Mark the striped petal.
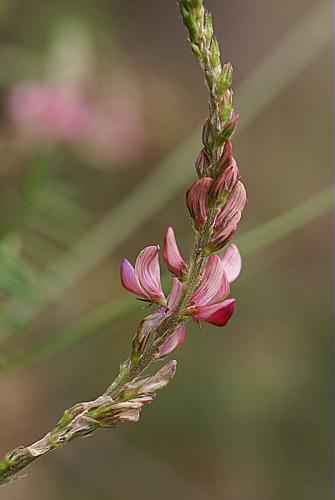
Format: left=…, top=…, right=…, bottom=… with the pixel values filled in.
left=190, top=255, right=229, bottom=306
left=135, top=246, right=166, bottom=304
left=220, top=244, right=242, bottom=283
left=167, top=277, right=183, bottom=310
left=186, top=177, right=213, bottom=227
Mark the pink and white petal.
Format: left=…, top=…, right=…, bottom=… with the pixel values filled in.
left=158, top=324, right=186, bottom=358
left=163, top=226, right=187, bottom=277
left=192, top=299, right=236, bottom=327
left=120, top=258, right=148, bottom=299
left=190, top=255, right=229, bottom=306
left=220, top=244, right=242, bottom=283
left=135, top=246, right=166, bottom=303
left=167, top=277, right=183, bottom=310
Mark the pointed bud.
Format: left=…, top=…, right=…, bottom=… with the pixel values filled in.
left=204, top=12, right=214, bottom=45
left=202, top=118, right=214, bottom=154
left=217, top=111, right=239, bottom=144
left=216, top=63, right=233, bottom=96
left=217, top=140, right=233, bottom=172
left=195, top=148, right=210, bottom=177
left=209, top=158, right=239, bottom=202
left=186, top=177, right=213, bottom=229
left=163, top=227, right=188, bottom=278
left=209, top=180, right=247, bottom=251
left=209, top=38, right=221, bottom=70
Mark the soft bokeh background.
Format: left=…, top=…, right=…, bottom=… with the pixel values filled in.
left=0, top=0, right=332, bottom=499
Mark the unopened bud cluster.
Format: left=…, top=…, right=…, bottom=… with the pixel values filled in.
left=180, top=0, right=247, bottom=252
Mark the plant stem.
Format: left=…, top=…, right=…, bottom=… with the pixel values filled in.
left=0, top=0, right=235, bottom=485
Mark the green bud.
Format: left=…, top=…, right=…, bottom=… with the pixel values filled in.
left=204, top=12, right=214, bottom=45
left=216, top=63, right=233, bottom=96
left=190, top=42, right=203, bottom=61
left=209, top=38, right=221, bottom=69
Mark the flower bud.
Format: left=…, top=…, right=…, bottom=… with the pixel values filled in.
left=210, top=157, right=239, bottom=202
left=209, top=180, right=247, bottom=251
left=186, top=177, right=213, bottom=229
left=202, top=118, right=214, bottom=154
left=217, top=111, right=239, bottom=144
left=195, top=148, right=210, bottom=177
left=217, top=140, right=233, bottom=172
left=216, top=63, right=233, bottom=96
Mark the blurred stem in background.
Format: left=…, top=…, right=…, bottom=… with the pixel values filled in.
left=0, top=184, right=332, bottom=377
left=0, top=0, right=331, bottom=371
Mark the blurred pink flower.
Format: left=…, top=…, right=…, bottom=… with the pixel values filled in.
left=6, top=82, right=90, bottom=141
left=6, top=80, right=146, bottom=165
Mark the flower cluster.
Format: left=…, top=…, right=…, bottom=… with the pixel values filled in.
left=120, top=226, right=242, bottom=359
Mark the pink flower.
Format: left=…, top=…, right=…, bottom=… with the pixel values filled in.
left=120, top=246, right=166, bottom=305
left=187, top=245, right=242, bottom=327
left=186, top=177, right=213, bottom=228
left=163, top=227, right=187, bottom=279
left=7, top=82, right=90, bottom=142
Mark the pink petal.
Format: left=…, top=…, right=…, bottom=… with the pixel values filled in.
left=220, top=244, right=242, bottom=283
left=163, top=227, right=187, bottom=278
left=120, top=258, right=148, bottom=300
left=135, top=246, right=166, bottom=304
left=158, top=324, right=186, bottom=358
left=186, top=177, right=213, bottom=227
left=192, top=298, right=236, bottom=326
left=190, top=255, right=229, bottom=306
left=167, top=277, right=183, bottom=310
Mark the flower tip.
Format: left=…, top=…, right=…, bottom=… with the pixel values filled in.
left=163, top=226, right=187, bottom=278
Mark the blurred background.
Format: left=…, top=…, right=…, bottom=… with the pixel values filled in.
left=0, top=0, right=332, bottom=499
